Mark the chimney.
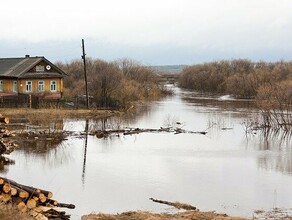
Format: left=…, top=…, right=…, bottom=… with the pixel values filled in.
left=25, top=55, right=30, bottom=58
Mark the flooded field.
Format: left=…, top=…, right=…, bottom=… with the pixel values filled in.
left=1, top=86, right=292, bottom=220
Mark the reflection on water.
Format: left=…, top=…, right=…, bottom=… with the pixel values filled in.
left=0, top=156, right=15, bottom=173
left=258, top=152, right=292, bottom=175
left=244, top=129, right=292, bottom=175
left=181, top=91, right=256, bottom=113
left=1, top=85, right=292, bottom=219
left=10, top=130, right=72, bottom=169
left=82, top=120, right=89, bottom=185
left=252, top=129, right=292, bottom=151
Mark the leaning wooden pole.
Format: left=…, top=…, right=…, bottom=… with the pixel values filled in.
left=82, top=39, right=89, bottom=109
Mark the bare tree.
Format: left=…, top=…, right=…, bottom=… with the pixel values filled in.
left=89, top=60, right=123, bottom=108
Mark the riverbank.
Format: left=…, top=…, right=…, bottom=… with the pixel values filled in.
left=0, top=108, right=121, bottom=120
left=82, top=211, right=246, bottom=220
left=0, top=204, right=246, bottom=220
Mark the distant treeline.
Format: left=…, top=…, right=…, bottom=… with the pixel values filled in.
left=179, top=59, right=292, bottom=99
left=179, top=59, right=292, bottom=129
left=56, top=58, right=169, bottom=109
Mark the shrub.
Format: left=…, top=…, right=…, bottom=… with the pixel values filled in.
left=256, top=80, right=292, bottom=128
left=179, top=59, right=292, bottom=99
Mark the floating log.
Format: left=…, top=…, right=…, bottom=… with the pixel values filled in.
left=90, top=126, right=208, bottom=138
left=123, top=130, right=141, bottom=135
left=150, top=197, right=197, bottom=211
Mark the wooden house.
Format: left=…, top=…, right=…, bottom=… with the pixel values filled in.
left=0, top=55, right=66, bottom=99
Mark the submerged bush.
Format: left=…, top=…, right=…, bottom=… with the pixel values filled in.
left=256, top=80, right=292, bottom=129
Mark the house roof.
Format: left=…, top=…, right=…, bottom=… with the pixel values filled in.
left=0, top=56, right=66, bottom=79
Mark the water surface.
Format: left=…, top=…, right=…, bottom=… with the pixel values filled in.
left=2, top=86, right=292, bottom=219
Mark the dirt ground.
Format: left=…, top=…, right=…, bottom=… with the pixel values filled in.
left=81, top=211, right=247, bottom=220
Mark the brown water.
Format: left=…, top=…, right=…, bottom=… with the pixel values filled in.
left=2, top=86, right=292, bottom=219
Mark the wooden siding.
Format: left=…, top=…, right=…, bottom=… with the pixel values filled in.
left=1, top=78, right=63, bottom=94
left=28, top=60, right=58, bottom=73
left=2, top=79, right=17, bottom=93
left=19, top=78, right=63, bottom=94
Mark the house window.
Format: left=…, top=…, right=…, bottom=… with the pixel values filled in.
left=13, top=81, right=17, bottom=93
left=26, top=81, right=32, bottom=93
left=38, top=81, right=45, bottom=92
left=0, top=80, right=3, bottom=92
left=50, top=80, right=57, bottom=92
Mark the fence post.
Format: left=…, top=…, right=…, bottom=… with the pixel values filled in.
left=29, top=95, right=32, bottom=108
left=75, top=96, right=79, bottom=109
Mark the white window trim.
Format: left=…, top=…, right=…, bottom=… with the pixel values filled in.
left=26, top=81, right=32, bottom=93
left=0, top=80, right=3, bottom=92
left=38, top=80, right=45, bottom=92
left=50, top=80, right=57, bottom=92
left=13, top=81, right=17, bottom=93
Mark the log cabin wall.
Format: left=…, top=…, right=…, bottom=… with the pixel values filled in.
left=17, top=78, right=63, bottom=94
left=2, top=79, right=16, bottom=93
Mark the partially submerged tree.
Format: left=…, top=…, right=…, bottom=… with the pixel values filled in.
left=256, top=80, right=292, bottom=129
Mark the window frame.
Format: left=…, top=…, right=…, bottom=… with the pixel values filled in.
left=38, top=80, right=45, bottom=92
left=13, top=81, right=17, bottom=93
left=50, top=80, right=57, bottom=92
left=26, top=81, right=32, bottom=93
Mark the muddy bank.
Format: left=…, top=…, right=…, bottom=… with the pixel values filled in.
left=0, top=202, right=246, bottom=220
left=81, top=211, right=246, bottom=220
left=0, top=108, right=121, bottom=120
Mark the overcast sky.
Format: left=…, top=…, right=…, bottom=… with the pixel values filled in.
left=1, top=0, right=292, bottom=65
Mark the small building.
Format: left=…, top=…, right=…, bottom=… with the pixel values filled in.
left=0, top=55, right=66, bottom=99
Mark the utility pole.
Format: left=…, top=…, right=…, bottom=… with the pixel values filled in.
left=82, top=39, right=89, bottom=109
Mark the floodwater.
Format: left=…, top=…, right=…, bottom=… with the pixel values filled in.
left=2, top=86, right=292, bottom=219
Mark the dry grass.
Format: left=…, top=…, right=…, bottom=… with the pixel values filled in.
left=0, top=108, right=121, bottom=119
left=0, top=205, right=247, bottom=220
left=0, top=203, right=34, bottom=220
left=82, top=211, right=247, bottom=220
